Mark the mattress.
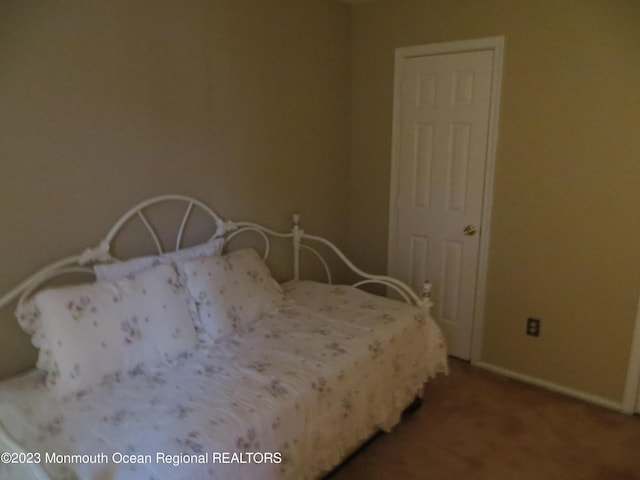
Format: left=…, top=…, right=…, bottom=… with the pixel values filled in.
left=0, top=281, right=447, bottom=480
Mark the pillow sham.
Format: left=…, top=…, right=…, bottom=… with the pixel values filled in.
left=32, top=264, right=198, bottom=397
left=182, top=248, right=288, bottom=342
left=15, top=298, right=54, bottom=371
left=94, top=237, right=223, bottom=282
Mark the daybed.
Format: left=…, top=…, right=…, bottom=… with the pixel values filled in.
left=0, top=195, right=448, bottom=480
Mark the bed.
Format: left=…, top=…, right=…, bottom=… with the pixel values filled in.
left=0, top=194, right=448, bottom=480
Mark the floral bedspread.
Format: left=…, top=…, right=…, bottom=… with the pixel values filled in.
left=0, top=281, right=447, bottom=480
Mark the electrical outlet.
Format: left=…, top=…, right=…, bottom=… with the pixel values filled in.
left=526, top=318, right=540, bottom=337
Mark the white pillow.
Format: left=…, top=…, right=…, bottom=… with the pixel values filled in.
left=182, top=248, right=288, bottom=342
left=33, top=264, right=198, bottom=397
left=94, top=238, right=223, bottom=282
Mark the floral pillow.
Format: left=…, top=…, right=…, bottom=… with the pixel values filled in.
left=31, top=264, right=198, bottom=397
left=94, top=238, right=224, bottom=282
left=15, top=298, right=53, bottom=371
left=182, top=248, right=289, bottom=342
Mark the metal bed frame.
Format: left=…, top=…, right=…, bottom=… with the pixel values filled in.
left=0, top=194, right=432, bottom=313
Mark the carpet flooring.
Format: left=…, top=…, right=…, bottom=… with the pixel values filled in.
left=327, top=358, right=640, bottom=480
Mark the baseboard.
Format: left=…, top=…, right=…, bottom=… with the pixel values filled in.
left=474, top=361, right=623, bottom=413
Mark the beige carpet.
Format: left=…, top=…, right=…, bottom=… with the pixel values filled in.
left=327, top=358, right=640, bottom=480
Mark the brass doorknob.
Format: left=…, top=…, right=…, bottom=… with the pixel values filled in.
left=463, top=225, right=478, bottom=236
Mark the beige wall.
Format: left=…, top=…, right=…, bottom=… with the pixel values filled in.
left=0, top=0, right=351, bottom=377
left=349, top=0, right=640, bottom=402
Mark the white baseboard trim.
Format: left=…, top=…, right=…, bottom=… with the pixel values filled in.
left=474, top=361, right=623, bottom=413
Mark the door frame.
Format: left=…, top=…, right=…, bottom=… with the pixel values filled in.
left=388, top=36, right=505, bottom=364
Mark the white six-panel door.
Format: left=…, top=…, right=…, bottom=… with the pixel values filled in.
left=388, top=39, right=502, bottom=360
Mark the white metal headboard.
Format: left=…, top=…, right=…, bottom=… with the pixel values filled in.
left=0, top=194, right=431, bottom=312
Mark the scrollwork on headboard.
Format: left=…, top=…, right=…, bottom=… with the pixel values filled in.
left=0, top=195, right=225, bottom=311
left=0, top=194, right=430, bottom=317
left=101, top=194, right=224, bottom=254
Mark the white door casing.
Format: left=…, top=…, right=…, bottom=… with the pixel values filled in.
left=621, top=293, right=640, bottom=414
left=388, top=37, right=504, bottom=362
left=637, top=374, right=640, bottom=413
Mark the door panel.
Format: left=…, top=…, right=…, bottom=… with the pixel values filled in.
left=390, top=49, right=494, bottom=359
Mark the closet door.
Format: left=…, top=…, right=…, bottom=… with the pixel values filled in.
left=388, top=38, right=503, bottom=361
